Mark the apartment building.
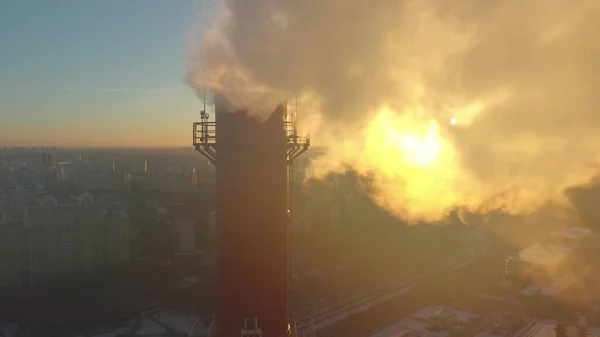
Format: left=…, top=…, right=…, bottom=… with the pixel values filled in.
left=0, top=215, right=29, bottom=287
left=0, top=186, right=46, bottom=214
left=0, top=193, right=130, bottom=287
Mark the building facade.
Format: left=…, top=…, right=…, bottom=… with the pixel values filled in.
left=0, top=216, right=29, bottom=287
left=174, top=219, right=195, bottom=253
left=0, top=186, right=46, bottom=214
left=0, top=193, right=130, bottom=287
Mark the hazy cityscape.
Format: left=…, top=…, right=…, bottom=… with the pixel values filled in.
left=2, top=145, right=600, bottom=337
left=3, top=1, right=600, bottom=337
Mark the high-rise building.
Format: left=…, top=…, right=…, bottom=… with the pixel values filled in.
left=41, top=152, right=57, bottom=168
left=26, top=193, right=129, bottom=283
left=0, top=215, right=29, bottom=287
left=0, top=186, right=46, bottom=215
left=0, top=193, right=129, bottom=287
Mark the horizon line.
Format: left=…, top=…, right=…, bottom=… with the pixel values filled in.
left=53, top=87, right=173, bottom=94
left=0, top=145, right=193, bottom=150
left=7, top=87, right=181, bottom=95
left=1, top=145, right=327, bottom=150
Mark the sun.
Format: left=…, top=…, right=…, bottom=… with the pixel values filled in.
left=394, top=131, right=442, bottom=168
left=367, top=109, right=444, bottom=169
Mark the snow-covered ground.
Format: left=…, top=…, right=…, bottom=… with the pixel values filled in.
left=298, top=228, right=493, bottom=334
left=75, top=310, right=209, bottom=337
left=0, top=322, right=19, bottom=337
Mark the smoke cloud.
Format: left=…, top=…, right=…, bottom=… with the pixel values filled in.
left=187, top=0, right=600, bottom=222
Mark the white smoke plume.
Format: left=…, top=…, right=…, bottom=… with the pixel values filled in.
left=187, top=0, right=600, bottom=222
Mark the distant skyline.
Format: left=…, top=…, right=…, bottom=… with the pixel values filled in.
left=0, top=0, right=217, bottom=147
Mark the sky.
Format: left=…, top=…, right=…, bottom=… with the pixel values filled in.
left=0, top=0, right=216, bottom=147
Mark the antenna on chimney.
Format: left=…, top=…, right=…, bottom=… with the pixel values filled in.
left=203, top=86, right=207, bottom=116
left=200, top=86, right=207, bottom=119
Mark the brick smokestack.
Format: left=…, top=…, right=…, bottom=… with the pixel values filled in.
left=214, top=95, right=290, bottom=337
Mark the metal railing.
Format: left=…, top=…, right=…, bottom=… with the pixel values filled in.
left=186, top=313, right=316, bottom=337
left=192, top=118, right=309, bottom=166
left=193, top=122, right=216, bottom=146
left=290, top=312, right=317, bottom=337
left=187, top=315, right=216, bottom=337
left=193, top=120, right=216, bottom=164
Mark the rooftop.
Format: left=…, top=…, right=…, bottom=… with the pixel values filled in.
left=78, top=310, right=208, bottom=337
left=510, top=227, right=593, bottom=268
left=550, top=227, right=592, bottom=241
left=411, top=305, right=480, bottom=323
left=370, top=305, right=515, bottom=337
left=517, top=319, right=600, bottom=337
left=513, top=243, right=572, bottom=267
left=518, top=273, right=577, bottom=297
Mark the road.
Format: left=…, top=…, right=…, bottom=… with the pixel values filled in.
left=316, top=235, right=509, bottom=337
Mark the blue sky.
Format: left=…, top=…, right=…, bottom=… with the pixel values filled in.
left=0, top=0, right=216, bottom=147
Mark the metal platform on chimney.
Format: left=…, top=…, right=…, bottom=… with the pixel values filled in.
left=192, top=109, right=310, bottom=166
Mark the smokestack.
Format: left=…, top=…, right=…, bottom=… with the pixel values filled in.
left=213, top=95, right=290, bottom=337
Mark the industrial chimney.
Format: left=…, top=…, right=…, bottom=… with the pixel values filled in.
left=193, top=94, right=309, bottom=337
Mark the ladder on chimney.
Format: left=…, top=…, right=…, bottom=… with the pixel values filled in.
left=241, top=316, right=263, bottom=337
